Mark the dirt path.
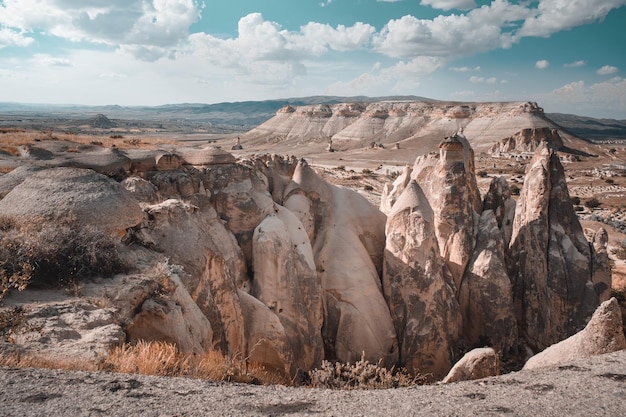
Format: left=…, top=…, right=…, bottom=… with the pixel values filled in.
left=1, top=350, right=625, bottom=416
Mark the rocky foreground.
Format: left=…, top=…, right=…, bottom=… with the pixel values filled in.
left=0, top=126, right=622, bottom=383
left=1, top=350, right=625, bottom=417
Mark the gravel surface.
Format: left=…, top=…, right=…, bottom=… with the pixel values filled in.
left=1, top=350, right=626, bottom=417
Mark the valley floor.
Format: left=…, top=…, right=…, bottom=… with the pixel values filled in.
left=1, top=350, right=625, bottom=417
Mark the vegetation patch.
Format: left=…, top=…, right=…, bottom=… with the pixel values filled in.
left=308, top=354, right=424, bottom=389
left=0, top=216, right=126, bottom=301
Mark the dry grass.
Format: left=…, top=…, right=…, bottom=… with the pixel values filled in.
left=0, top=129, right=175, bottom=150
left=99, top=341, right=291, bottom=385
left=0, top=352, right=99, bottom=372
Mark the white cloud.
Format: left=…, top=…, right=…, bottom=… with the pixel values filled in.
left=372, top=1, right=533, bottom=58
left=597, top=65, right=618, bottom=75
left=0, top=0, right=202, bottom=60
left=469, top=75, right=499, bottom=84
left=0, top=27, right=34, bottom=48
left=449, top=66, right=481, bottom=72
left=33, top=54, right=72, bottom=67
left=564, top=60, right=585, bottom=68
left=535, top=60, right=549, bottom=69
left=540, top=77, right=626, bottom=117
left=518, top=0, right=626, bottom=38
left=188, top=13, right=375, bottom=85
left=420, top=0, right=476, bottom=11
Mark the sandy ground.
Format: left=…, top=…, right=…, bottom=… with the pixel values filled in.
left=1, top=350, right=625, bottom=417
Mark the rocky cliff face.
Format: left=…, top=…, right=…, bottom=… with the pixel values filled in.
left=243, top=101, right=550, bottom=152
left=0, top=134, right=609, bottom=381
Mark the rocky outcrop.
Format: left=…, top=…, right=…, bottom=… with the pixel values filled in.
left=0, top=132, right=612, bottom=383
left=442, top=347, right=500, bottom=383
left=508, top=143, right=598, bottom=351
left=284, top=159, right=398, bottom=367
left=383, top=180, right=462, bottom=380
left=252, top=206, right=324, bottom=371
left=591, top=228, right=612, bottom=302
left=458, top=210, right=517, bottom=352
left=243, top=101, right=550, bottom=152
left=523, top=298, right=626, bottom=369
left=0, top=167, right=143, bottom=235
left=412, top=134, right=479, bottom=291
left=490, top=127, right=563, bottom=155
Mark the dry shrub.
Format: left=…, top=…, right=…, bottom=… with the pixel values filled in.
left=0, top=351, right=99, bottom=371
left=102, top=341, right=290, bottom=385
left=309, top=353, right=425, bottom=389
left=0, top=216, right=126, bottom=300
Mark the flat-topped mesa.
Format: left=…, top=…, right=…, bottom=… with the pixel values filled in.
left=243, top=100, right=551, bottom=151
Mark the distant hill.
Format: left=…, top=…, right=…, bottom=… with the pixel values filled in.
left=1, top=98, right=624, bottom=143
left=546, top=113, right=626, bottom=142
left=0, top=96, right=432, bottom=127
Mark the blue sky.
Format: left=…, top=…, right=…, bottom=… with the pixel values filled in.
left=0, top=0, right=625, bottom=118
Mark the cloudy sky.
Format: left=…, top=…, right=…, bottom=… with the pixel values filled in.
left=1, top=0, right=625, bottom=118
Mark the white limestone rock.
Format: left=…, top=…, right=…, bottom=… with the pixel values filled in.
left=442, top=347, right=500, bottom=383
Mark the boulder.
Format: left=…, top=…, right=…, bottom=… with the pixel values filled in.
left=0, top=167, right=143, bottom=235
left=122, top=176, right=159, bottom=203
left=523, top=298, right=626, bottom=369
left=383, top=180, right=462, bottom=380
left=508, top=143, right=599, bottom=351
left=179, top=146, right=236, bottom=166
left=62, top=148, right=131, bottom=177
left=155, top=153, right=182, bottom=171
left=442, top=347, right=500, bottom=383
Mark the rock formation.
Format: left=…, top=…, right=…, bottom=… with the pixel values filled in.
left=523, top=298, right=626, bottom=369
left=244, top=101, right=553, bottom=152
left=507, top=142, right=599, bottom=351
left=383, top=180, right=461, bottom=380
left=591, top=228, right=612, bottom=302
left=490, top=127, right=563, bottom=156
left=0, top=128, right=612, bottom=382
left=283, top=159, right=398, bottom=367
left=442, top=347, right=500, bottom=383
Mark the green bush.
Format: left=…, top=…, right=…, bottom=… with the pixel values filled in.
left=0, top=216, right=126, bottom=300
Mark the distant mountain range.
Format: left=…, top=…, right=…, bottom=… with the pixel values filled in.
left=1, top=96, right=624, bottom=141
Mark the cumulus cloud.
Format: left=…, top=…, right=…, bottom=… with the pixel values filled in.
left=33, top=54, right=72, bottom=67
left=420, top=0, right=477, bottom=11
left=536, top=60, right=549, bottom=69
left=541, top=77, right=626, bottom=117
left=188, top=13, right=375, bottom=85
left=0, top=0, right=202, bottom=60
left=518, top=0, right=626, bottom=38
left=564, top=60, right=585, bottom=68
left=372, top=1, right=533, bottom=58
left=0, top=27, right=34, bottom=48
left=597, top=65, right=618, bottom=75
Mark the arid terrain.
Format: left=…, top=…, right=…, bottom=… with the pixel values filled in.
left=2, top=99, right=626, bottom=415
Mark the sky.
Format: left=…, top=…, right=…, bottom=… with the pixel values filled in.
left=0, top=0, right=625, bottom=118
